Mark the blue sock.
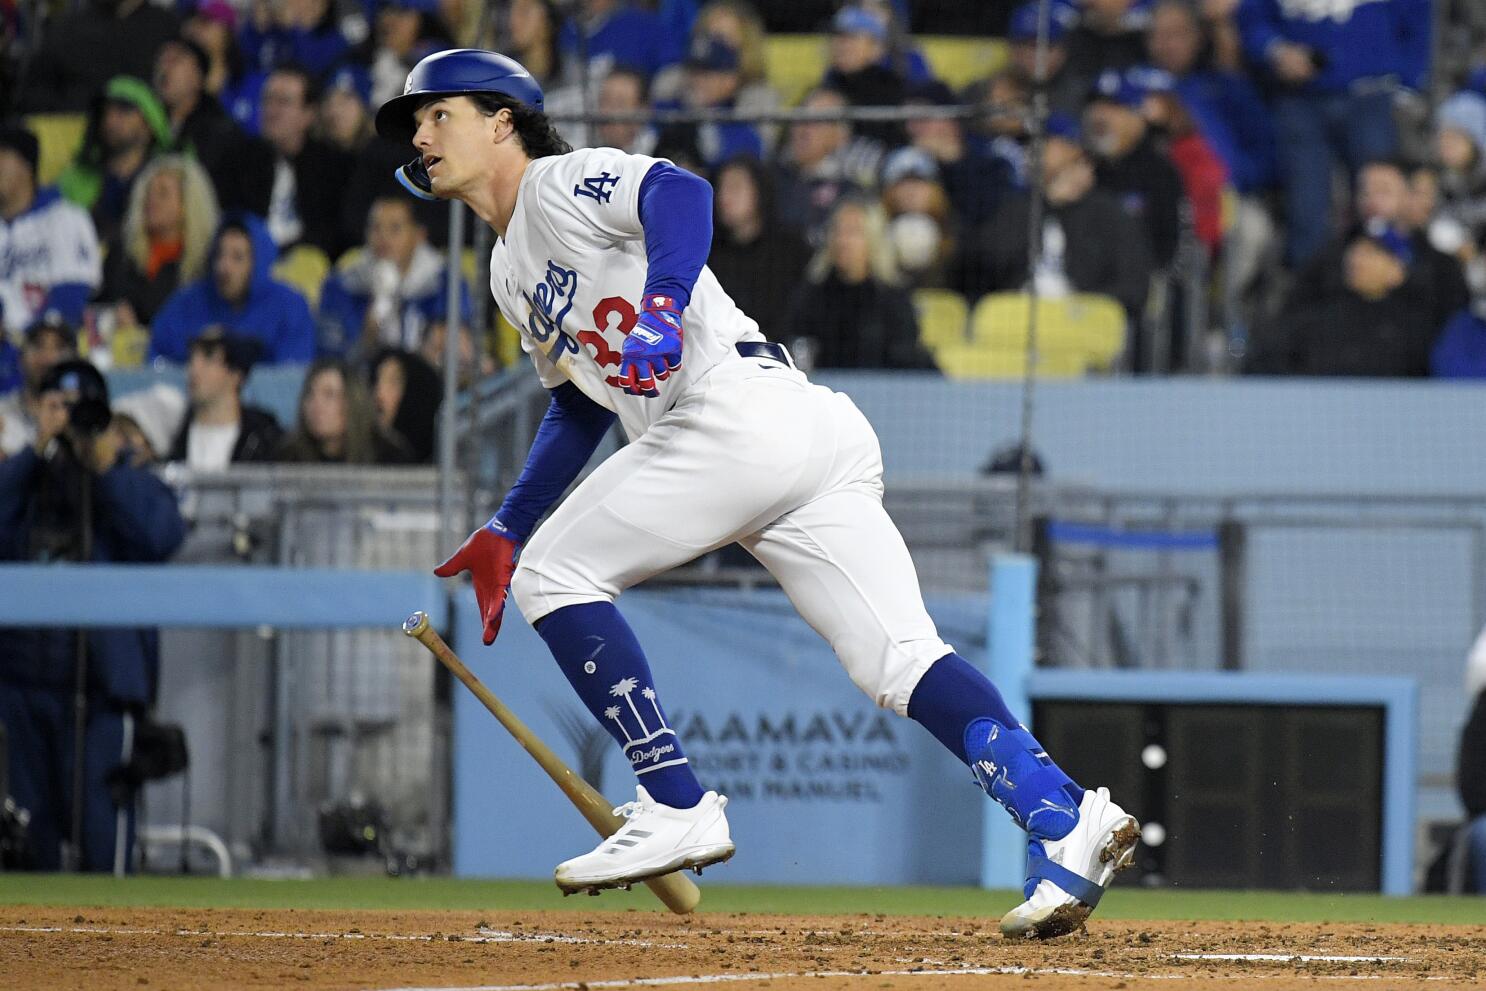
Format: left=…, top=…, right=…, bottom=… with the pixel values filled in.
left=535, top=602, right=705, bottom=809
left=907, top=652, right=1084, bottom=814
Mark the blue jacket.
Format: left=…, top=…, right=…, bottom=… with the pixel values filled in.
left=1237, top=0, right=1431, bottom=94
left=1176, top=70, right=1278, bottom=194
left=1431, top=307, right=1486, bottom=378
left=0, top=447, right=185, bottom=703
left=560, top=6, right=680, bottom=79
left=150, top=213, right=316, bottom=364
left=317, top=243, right=473, bottom=356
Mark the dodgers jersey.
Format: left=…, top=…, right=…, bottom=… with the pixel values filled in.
left=489, top=147, right=764, bottom=441
left=0, top=188, right=101, bottom=333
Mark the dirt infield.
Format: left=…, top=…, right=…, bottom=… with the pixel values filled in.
left=2, top=906, right=1483, bottom=991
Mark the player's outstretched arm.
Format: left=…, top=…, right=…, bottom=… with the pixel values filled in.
left=617, top=162, right=714, bottom=396
left=435, top=382, right=616, bottom=644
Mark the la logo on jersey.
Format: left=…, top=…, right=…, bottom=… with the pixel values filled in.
left=574, top=172, right=620, bottom=204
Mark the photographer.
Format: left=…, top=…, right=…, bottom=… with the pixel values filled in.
left=0, top=360, right=185, bottom=871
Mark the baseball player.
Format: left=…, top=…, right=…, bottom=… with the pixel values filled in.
left=378, top=50, right=1138, bottom=939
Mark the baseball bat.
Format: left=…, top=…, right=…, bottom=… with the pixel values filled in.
left=401, top=610, right=701, bottom=914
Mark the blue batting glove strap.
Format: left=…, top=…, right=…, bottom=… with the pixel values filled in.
left=618, top=295, right=684, bottom=397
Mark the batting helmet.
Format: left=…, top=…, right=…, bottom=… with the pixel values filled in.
left=374, top=49, right=544, bottom=144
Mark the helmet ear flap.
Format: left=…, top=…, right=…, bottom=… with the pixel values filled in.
left=395, top=156, right=439, bottom=201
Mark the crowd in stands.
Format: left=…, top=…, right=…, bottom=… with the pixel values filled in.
left=3, top=0, right=1486, bottom=473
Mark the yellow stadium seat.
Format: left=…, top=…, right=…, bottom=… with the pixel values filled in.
left=970, top=292, right=1127, bottom=373
left=765, top=35, right=829, bottom=107
left=933, top=342, right=1086, bottom=379
left=912, top=288, right=969, bottom=351
left=273, top=244, right=331, bottom=308
left=919, top=36, right=1008, bottom=90
left=24, top=113, right=86, bottom=186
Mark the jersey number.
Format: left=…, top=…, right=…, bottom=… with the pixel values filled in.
left=575, top=297, right=639, bottom=391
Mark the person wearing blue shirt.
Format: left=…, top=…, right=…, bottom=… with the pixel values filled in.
left=652, top=36, right=764, bottom=170
left=1236, top=0, right=1431, bottom=266
left=238, top=0, right=352, bottom=78
left=560, top=0, right=680, bottom=82
left=317, top=196, right=473, bottom=357
left=150, top=213, right=316, bottom=364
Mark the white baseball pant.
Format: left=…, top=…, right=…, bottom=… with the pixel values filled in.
left=509, top=353, right=953, bottom=715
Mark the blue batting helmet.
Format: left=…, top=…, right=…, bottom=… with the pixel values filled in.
left=374, top=49, right=545, bottom=144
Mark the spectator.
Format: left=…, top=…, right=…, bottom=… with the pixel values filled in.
left=150, top=213, right=316, bottom=364
left=1352, top=159, right=1469, bottom=336
left=1006, top=0, right=1088, bottom=116
left=250, top=65, right=353, bottom=255
left=1067, top=0, right=1154, bottom=80
left=1136, top=68, right=1229, bottom=259
left=1236, top=0, right=1430, bottom=266
left=822, top=6, right=905, bottom=146
left=968, top=69, right=1033, bottom=188
left=98, top=155, right=221, bottom=334
left=18, top=0, right=180, bottom=113
left=1434, top=92, right=1486, bottom=294
left=690, top=0, right=782, bottom=147
left=654, top=36, right=765, bottom=169
left=707, top=155, right=811, bottom=333
left=182, top=1, right=247, bottom=101
left=111, top=383, right=187, bottom=466
left=0, top=359, right=185, bottom=872
left=592, top=68, right=657, bottom=154
left=783, top=198, right=935, bottom=370
left=369, top=347, right=441, bottom=463
left=506, top=0, right=588, bottom=147
left=0, top=126, right=103, bottom=334
left=369, top=0, right=456, bottom=109
left=905, top=79, right=1010, bottom=231
left=167, top=329, right=283, bottom=468
left=420, top=319, right=492, bottom=386
left=153, top=35, right=275, bottom=214
left=963, top=115, right=1151, bottom=320
left=318, top=64, right=376, bottom=154
left=0, top=320, right=77, bottom=458
left=1146, top=0, right=1275, bottom=196
left=560, top=0, right=679, bottom=85
left=276, top=357, right=413, bottom=463
left=1084, top=68, right=1186, bottom=268
left=240, top=0, right=351, bottom=78
left=1250, top=223, right=1437, bottom=376
left=57, top=77, right=174, bottom=246
left=773, top=86, right=883, bottom=245
left=878, top=147, right=955, bottom=288
left=318, top=196, right=473, bottom=357
left=858, top=0, right=935, bottom=85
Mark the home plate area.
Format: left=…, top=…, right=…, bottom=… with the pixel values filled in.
left=3, top=908, right=1482, bottom=990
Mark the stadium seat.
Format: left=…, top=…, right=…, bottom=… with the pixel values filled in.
left=24, top=113, right=86, bottom=185
left=932, top=342, right=1087, bottom=379
left=912, top=288, right=969, bottom=351
left=273, top=244, right=331, bottom=308
left=764, top=35, right=829, bottom=107
left=919, top=37, right=1008, bottom=90
left=969, top=292, right=1127, bottom=373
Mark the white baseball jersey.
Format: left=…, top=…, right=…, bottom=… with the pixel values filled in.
left=488, top=147, right=765, bottom=441
left=0, top=188, right=101, bottom=333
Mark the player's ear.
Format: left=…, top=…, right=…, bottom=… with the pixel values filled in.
left=491, top=107, right=515, bottom=145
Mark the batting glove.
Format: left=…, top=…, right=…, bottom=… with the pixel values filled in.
left=617, top=295, right=684, bottom=397
left=433, top=519, right=521, bottom=645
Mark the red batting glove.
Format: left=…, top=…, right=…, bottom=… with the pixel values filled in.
left=433, top=520, right=521, bottom=645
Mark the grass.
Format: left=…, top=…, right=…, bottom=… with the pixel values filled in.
left=3, top=876, right=1484, bottom=926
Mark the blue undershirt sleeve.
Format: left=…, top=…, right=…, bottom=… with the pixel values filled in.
left=636, top=161, right=713, bottom=310
left=494, top=382, right=617, bottom=541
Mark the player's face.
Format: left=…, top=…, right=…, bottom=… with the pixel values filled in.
left=412, top=97, right=503, bottom=198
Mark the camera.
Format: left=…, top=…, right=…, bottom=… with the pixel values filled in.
left=39, top=359, right=112, bottom=437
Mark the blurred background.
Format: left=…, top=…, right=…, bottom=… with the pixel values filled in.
left=2, top=0, right=1485, bottom=900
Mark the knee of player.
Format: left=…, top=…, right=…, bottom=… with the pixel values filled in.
left=832, top=633, right=947, bottom=715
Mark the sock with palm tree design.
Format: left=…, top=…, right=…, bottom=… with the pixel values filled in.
left=535, top=601, right=705, bottom=809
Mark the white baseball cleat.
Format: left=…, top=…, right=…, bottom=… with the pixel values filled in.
left=999, top=786, right=1140, bottom=939
left=554, top=786, right=735, bottom=895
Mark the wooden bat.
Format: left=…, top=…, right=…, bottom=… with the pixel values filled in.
left=401, top=610, right=701, bottom=914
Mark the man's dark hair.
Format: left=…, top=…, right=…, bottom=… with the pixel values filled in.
left=468, top=93, right=571, bottom=158
left=269, top=63, right=320, bottom=107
